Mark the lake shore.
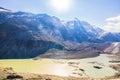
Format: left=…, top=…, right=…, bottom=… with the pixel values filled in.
left=0, top=54, right=120, bottom=80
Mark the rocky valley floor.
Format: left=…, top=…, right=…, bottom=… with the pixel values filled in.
left=0, top=54, right=120, bottom=80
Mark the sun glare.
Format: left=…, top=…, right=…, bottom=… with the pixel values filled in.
left=50, top=0, right=73, bottom=13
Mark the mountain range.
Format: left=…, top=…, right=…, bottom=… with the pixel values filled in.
left=0, top=7, right=120, bottom=59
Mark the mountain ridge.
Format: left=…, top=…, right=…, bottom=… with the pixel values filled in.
left=0, top=7, right=120, bottom=59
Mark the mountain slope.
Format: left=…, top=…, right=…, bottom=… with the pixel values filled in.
left=0, top=7, right=11, bottom=12
left=0, top=7, right=120, bottom=59
left=104, top=42, right=120, bottom=54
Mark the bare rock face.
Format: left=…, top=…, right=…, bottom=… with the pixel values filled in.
left=104, top=42, right=120, bottom=54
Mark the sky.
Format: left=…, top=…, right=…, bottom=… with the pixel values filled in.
left=0, top=0, right=120, bottom=32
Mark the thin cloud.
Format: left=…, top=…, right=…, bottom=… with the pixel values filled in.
left=103, top=15, right=120, bottom=32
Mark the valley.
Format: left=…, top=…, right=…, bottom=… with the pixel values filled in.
left=0, top=7, right=120, bottom=80
left=0, top=54, right=120, bottom=80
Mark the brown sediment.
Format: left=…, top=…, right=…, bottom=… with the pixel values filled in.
left=0, top=66, right=120, bottom=80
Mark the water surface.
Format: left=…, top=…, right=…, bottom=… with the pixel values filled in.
left=0, top=54, right=117, bottom=78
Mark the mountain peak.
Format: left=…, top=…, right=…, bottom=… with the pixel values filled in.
left=73, top=18, right=80, bottom=21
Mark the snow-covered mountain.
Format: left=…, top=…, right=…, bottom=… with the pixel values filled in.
left=0, top=7, right=120, bottom=59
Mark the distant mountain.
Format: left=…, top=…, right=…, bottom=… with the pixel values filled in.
left=0, top=7, right=120, bottom=59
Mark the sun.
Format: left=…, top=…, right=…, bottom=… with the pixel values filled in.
left=50, top=0, right=73, bottom=13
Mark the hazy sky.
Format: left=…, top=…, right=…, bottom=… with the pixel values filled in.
left=0, top=0, right=120, bottom=32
